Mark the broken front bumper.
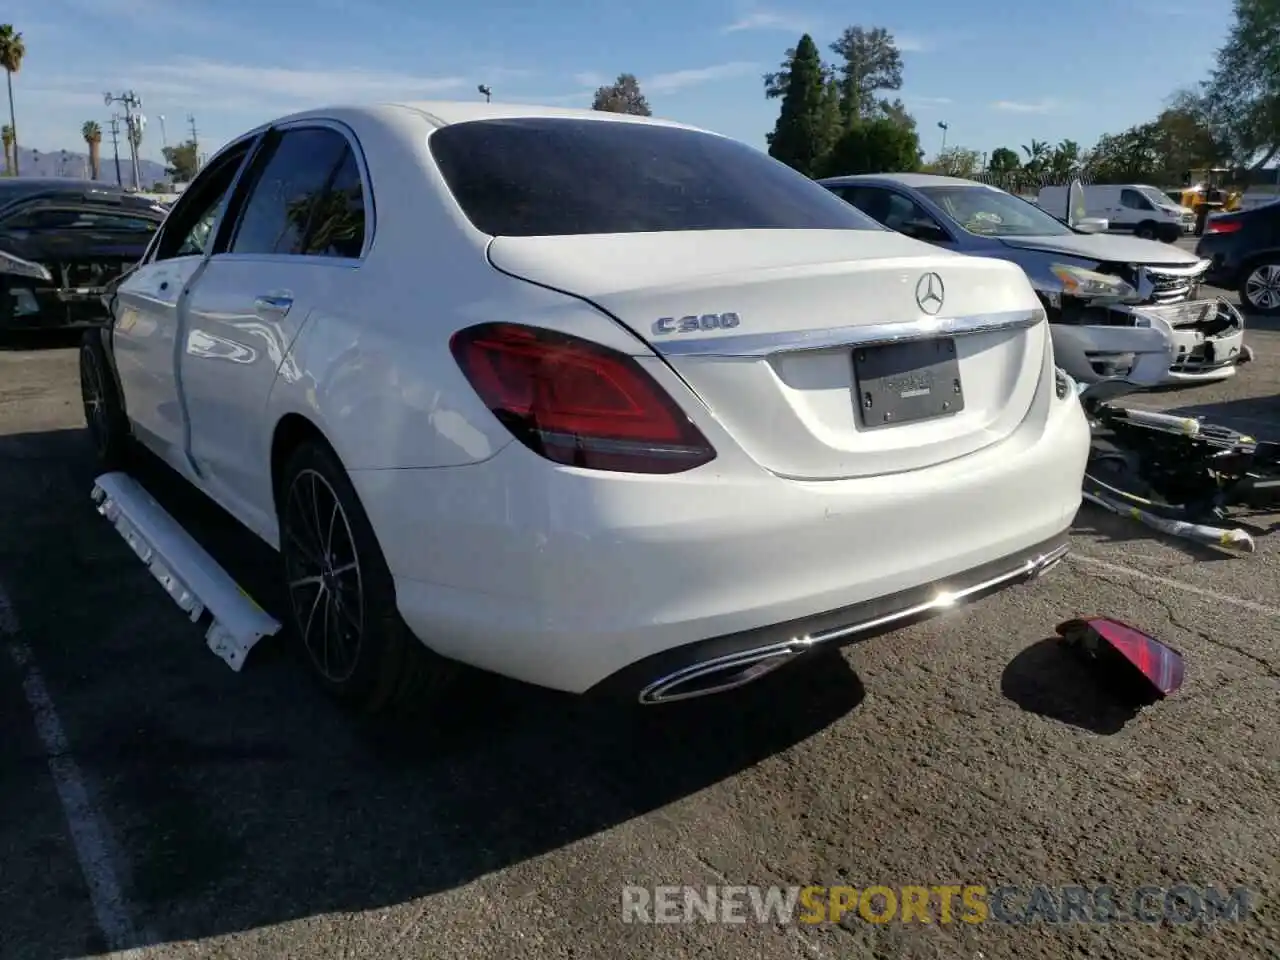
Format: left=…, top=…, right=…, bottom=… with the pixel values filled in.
left=0, top=249, right=115, bottom=329
left=1050, top=297, right=1247, bottom=385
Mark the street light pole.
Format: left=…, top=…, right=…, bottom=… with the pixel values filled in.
left=477, top=83, right=492, bottom=103
left=937, top=121, right=949, bottom=153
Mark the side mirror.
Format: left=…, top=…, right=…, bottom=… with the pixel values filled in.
left=1074, top=217, right=1108, bottom=234
left=902, top=218, right=948, bottom=243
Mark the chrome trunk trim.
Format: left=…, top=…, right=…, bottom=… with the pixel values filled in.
left=651, top=308, right=1045, bottom=358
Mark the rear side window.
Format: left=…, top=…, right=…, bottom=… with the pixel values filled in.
left=230, top=127, right=366, bottom=257
left=428, top=118, right=881, bottom=236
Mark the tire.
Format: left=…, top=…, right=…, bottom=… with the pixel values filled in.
left=79, top=331, right=131, bottom=469
left=1135, top=221, right=1158, bottom=241
left=1239, top=261, right=1280, bottom=316
left=1158, top=223, right=1181, bottom=243
left=276, top=439, right=457, bottom=714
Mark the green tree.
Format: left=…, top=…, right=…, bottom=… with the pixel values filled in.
left=1202, top=0, right=1280, bottom=167
left=591, top=73, right=651, bottom=115
left=820, top=117, right=920, bottom=177
left=82, top=120, right=101, bottom=180
left=1048, top=139, right=1081, bottom=178
left=1021, top=139, right=1050, bottom=174
left=162, top=139, right=199, bottom=181
left=829, top=26, right=904, bottom=125
left=766, top=35, right=838, bottom=176
left=988, top=146, right=1021, bottom=173
left=1084, top=127, right=1160, bottom=182
left=0, top=25, right=24, bottom=177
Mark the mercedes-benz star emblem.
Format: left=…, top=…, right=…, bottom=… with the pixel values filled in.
left=915, top=272, right=945, bottom=315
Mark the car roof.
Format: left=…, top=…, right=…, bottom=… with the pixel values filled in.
left=255, top=100, right=705, bottom=135
left=0, top=180, right=167, bottom=216
left=817, top=172, right=981, bottom=189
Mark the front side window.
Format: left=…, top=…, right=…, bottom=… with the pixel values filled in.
left=152, top=141, right=254, bottom=261
left=1120, top=188, right=1153, bottom=211
left=429, top=117, right=881, bottom=236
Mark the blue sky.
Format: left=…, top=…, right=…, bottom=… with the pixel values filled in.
left=5, top=0, right=1232, bottom=166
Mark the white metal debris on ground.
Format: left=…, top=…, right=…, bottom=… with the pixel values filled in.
left=91, top=472, right=281, bottom=671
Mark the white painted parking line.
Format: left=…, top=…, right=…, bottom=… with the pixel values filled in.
left=1069, top=553, right=1280, bottom=618
left=0, top=581, right=142, bottom=954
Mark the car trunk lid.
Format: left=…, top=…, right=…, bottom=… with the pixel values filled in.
left=488, top=230, right=1048, bottom=480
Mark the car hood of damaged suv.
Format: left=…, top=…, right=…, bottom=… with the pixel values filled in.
left=997, top=233, right=1203, bottom=266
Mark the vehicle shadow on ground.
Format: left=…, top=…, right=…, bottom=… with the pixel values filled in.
left=1160, top=394, right=1280, bottom=440
left=1000, top=637, right=1142, bottom=735
left=0, top=427, right=866, bottom=958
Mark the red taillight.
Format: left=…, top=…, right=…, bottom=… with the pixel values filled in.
left=449, top=323, right=716, bottom=474
left=1206, top=217, right=1242, bottom=234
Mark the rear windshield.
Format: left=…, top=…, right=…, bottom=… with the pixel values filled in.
left=428, top=117, right=883, bottom=237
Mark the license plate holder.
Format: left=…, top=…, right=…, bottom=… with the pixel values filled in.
left=852, top=339, right=963, bottom=429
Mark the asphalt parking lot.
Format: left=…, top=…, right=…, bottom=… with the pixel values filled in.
left=1, top=297, right=1277, bottom=960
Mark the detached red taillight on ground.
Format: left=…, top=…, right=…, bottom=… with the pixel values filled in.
left=449, top=322, right=717, bottom=474
left=1056, top=617, right=1186, bottom=700
left=1205, top=217, right=1243, bottom=234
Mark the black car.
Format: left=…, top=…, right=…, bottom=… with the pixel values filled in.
left=0, top=179, right=167, bottom=329
left=1195, top=200, right=1280, bottom=315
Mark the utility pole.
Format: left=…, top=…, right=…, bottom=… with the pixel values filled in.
left=104, top=90, right=144, bottom=189
left=187, top=113, right=199, bottom=174
left=107, top=114, right=123, bottom=187
left=937, top=120, right=949, bottom=153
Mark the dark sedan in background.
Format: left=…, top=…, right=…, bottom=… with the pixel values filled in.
left=1196, top=200, right=1280, bottom=315
left=0, top=179, right=166, bottom=329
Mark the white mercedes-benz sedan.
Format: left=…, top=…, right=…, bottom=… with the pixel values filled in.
left=81, top=101, right=1090, bottom=711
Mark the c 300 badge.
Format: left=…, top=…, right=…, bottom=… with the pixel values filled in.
left=652, top=313, right=741, bottom=335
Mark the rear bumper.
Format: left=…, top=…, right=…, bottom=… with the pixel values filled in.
left=351, top=376, right=1090, bottom=696
left=590, top=532, right=1069, bottom=703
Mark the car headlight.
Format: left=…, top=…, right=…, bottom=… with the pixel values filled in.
left=1049, top=264, right=1138, bottom=301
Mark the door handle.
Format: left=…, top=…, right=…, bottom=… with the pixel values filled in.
left=254, top=294, right=293, bottom=316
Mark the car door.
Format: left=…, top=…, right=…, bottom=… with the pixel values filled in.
left=179, top=121, right=369, bottom=530
left=1116, top=188, right=1154, bottom=229
left=112, top=138, right=258, bottom=463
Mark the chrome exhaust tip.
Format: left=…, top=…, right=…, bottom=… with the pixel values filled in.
left=638, top=648, right=801, bottom=705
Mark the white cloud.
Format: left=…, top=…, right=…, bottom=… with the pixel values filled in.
left=131, top=59, right=469, bottom=104
left=991, top=99, right=1066, bottom=114
left=573, top=72, right=607, bottom=88
left=904, top=95, right=952, bottom=107
left=723, top=9, right=812, bottom=33
left=894, top=34, right=931, bottom=53
left=646, top=62, right=759, bottom=94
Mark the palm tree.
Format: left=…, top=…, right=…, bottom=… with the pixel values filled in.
left=82, top=120, right=101, bottom=180
left=0, top=25, right=24, bottom=177
left=1, top=123, right=12, bottom=175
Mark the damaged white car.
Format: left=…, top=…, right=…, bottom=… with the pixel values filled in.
left=820, top=173, right=1251, bottom=385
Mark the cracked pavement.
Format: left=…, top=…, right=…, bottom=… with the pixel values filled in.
left=0, top=298, right=1277, bottom=960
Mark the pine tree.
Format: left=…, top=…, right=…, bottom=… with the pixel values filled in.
left=766, top=35, right=832, bottom=176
